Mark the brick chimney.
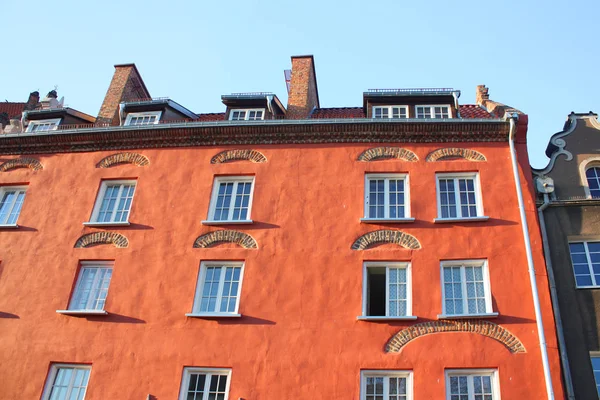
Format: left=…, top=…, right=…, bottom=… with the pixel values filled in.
left=96, top=64, right=151, bottom=126
left=476, top=85, right=490, bottom=106
left=286, top=55, right=320, bottom=119
left=23, top=91, right=40, bottom=111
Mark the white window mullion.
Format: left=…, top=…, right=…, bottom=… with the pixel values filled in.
left=383, top=377, right=390, bottom=399
left=215, top=271, right=226, bottom=312
left=3, top=193, right=19, bottom=224
left=454, top=178, right=462, bottom=218
left=468, top=376, right=475, bottom=400
left=113, top=184, right=127, bottom=223
left=460, top=266, right=469, bottom=314
left=202, top=373, right=212, bottom=400
left=383, top=178, right=390, bottom=219
left=64, top=369, right=77, bottom=400
left=385, top=267, right=390, bottom=316
left=585, top=243, right=596, bottom=286
left=227, top=182, right=239, bottom=221
left=85, top=269, right=103, bottom=310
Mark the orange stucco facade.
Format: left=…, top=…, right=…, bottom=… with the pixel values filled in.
left=0, top=136, right=565, bottom=398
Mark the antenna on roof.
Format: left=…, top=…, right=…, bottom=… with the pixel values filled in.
left=284, top=69, right=292, bottom=94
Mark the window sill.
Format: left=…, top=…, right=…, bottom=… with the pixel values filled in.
left=360, top=218, right=415, bottom=224
left=56, top=310, right=108, bottom=316
left=0, top=223, right=19, bottom=229
left=201, top=220, right=253, bottom=226
left=83, top=221, right=131, bottom=227
left=357, top=315, right=418, bottom=321
left=185, top=313, right=242, bottom=318
left=437, top=312, right=498, bottom=320
left=433, top=216, right=489, bottom=223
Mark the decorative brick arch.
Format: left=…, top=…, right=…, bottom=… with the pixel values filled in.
left=351, top=230, right=421, bottom=250
left=357, top=147, right=418, bottom=162
left=193, top=230, right=258, bottom=249
left=74, top=232, right=129, bottom=248
left=0, top=158, right=43, bottom=172
left=386, top=320, right=525, bottom=354
left=426, top=148, right=486, bottom=162
left=211, top=149, right=267, bottom=164
left=96, top=152, right=150, bottom=168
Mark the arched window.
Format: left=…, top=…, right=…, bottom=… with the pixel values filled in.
left=586, top=167, right=600, bottom=198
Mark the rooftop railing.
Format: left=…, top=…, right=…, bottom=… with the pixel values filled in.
left=366, top=88, right=455, bottom=93
left=121, top=97, right=170, bottom=105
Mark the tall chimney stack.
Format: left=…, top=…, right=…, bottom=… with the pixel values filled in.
left=24, top=91, right=40, bottom=111
left=286, top=55, right=320, bottom=119
left=476, top=85, right=490, bottom=106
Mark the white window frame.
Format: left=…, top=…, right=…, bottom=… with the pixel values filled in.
left=178, top=368, right=232, bottom=400
left=445, top=369, right=500, bottom=400
left=360, top=370, right=413, bottom=400
left=204, top=176, right=255, bottom=224
left=26, top=118, right=61, bottom=132
left=123, top=111, right=162, bottom=126
left=229, top=108, right=265, bottom=121
left=0, top=185, right=27, bottom=227
left=57, top=261, right=114, bottom=315
left=590, top=353, right=600, bottom=398
left=440, top=260, right=496, bottom=319
left=568, top=241, right=600, bottom=289
left=360, top=262, right=415, bottom=320
left=435, top=172, right=487, bottom=222
left=372, top=106, right=409, bottom=119
left=41, top=364, right=91, bottom=400
left=187, top=261, right=245, bottom=318
left=86, top=180, right=137, bottom=226
left=362, top=173, right=413, bottom=222
left=415, top=104, right=452, bottom=119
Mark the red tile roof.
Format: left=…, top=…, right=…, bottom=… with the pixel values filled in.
left=198, top=113, right=225, bottom=121
left=311, top=107, right=365, bottom=119
left=0, top=102, right=25, bottom=119
left=459, top=104, right=495, bottom=119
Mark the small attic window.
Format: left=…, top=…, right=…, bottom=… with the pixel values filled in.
left=373, top=106, right=408, bottom=119
left=230, top=109, right=264, bottom=121
left=124, top=111, right=161, bottom=126
left=26, top=118, right=61, bottom=133
left=416, top=105, right=451, bottom=119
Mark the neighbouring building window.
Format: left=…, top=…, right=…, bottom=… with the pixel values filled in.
left=178, top=368, right=231, bottom=400
left=364, top=174, right=410, bottom=220
left=363, top=262, right=411, bottom=317
left=373, top=106, right=408, bottom=119
left=591, top=356, right=600, bottom=397
left=441, top=260, right=492, bottom=316
left=192, top=262, right=244, bottom=315
left=42, top=364, right=91, bottom=400
left=124, top=111, right=161, bottom=126
left=89, top=180, right=136, bottom=224
left=436, top=173, right=482, bottom=219
left=69, top=262, right=113, bottom=311
left=446, top=370, right=498, bottom=400
left=229, top=109, right=264, bottom=121
left=207, top=177, right=254, bottom=222
left=360, top=371, right=412, bottom=400
left=415, top=105, right=451, bottom=119
left=26, top=118, right=61, bottom=132
left=568, top=242, right=600, bottom=288
left=586, top=167, right=600, bottom=198
left=0, top=186, right=26, bottom=226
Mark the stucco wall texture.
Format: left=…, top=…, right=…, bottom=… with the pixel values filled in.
left=0, top=141, right=564, bottom=399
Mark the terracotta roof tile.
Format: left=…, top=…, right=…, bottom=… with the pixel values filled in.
left=459, top=104, right=494, bottom=119
left=198, top=113, right=226, bottom=121
left=0, top=102, right=25, bottom=119
left=311, top=107, right=365, bottom=119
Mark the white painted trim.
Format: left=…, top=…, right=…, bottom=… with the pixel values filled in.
left=415, top=104, right=452, bottom=119
left=568, top=240, right=600, bottom=288
left=578, top=157, right=600, bottom=199
left=445, top=369, right=500, bottom=400
left=186, top=313, right=242, bottom=318
left=178, top=368, right=232, bottom=400
left=435, top=172, right=484, bottom=219
left=68, top=261, right=114, bottom=312
left=26, top=118, right=62, bottom=132
left=362, top=261, right=412, bottom=317
left=191, top=261, right=245, bottom=315
left=372, top=105, right=409, bottom=119
left=41, top=364, right=92, bottom=400
left=201, top=219, right=253, bottom=225
left=440, top=259, right=493, bottom=316
left=437, top=312, right=498, bottom=319
left=364, top=173, right=411, bottom=219
left=82, top=221, right=131, bottom=227
left=229, top=108, right=266, bottom=121
left=360, top=218, right=415, bottom=223
left=56, top=310, right=108, bottom=316
left=0, top=185, right=27, bottom=225
left=360, top=370, right=413, bottom=400
left=0, top=223, right=18, bottom=228
left=123, top=111, right=161, bottom=126
left=207, top=176, right=255, bottom=222
left=433, top=216, right=489, bottom=223
left=89, top=180, right=137, bottom=224
left=357, top=315, right=417, bottom=321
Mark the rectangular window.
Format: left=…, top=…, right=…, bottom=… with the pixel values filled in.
left=178, top=368, right=231, bottom=400
left=361, top=371, right=412, bottom=400
left=192, top=262, right=244, bottom=315
left=363, top=262, right=411, bottom=317
left=416, top=105, right=451, bottom=119
left=42, top=364, right=91, bottom=400
left=229, top=109, right=264, bottom=121
left=441, top=261, right=492, bottom=316
left=591, top=356, right=600, bottom=397
left=446, top=370, right=498, bottom=400
left=0, top=186, right=26, bottom=225
left=364, top=174, right=410, bottom=220
left=26, top=118, right=61, bottom=132
left=569, top=241, right=600, bottom=288
left=373, top=106, right=408, bottom=119
left=69, top=262, right=113, bottom=311
left=124, top=112, right=161, bottom=126
left=89, top=180, right=136, bottom=224
left=436, top=174, right=482, bottom=219
left=207, top=177, right=254, bottom=222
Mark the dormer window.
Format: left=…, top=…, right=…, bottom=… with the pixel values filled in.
left=26, top=119, right=61, bottom=132
left=230, top=109, right=264, bottom=121
left=373, top=106, right=408, bottom=119
left=124, top=111, right=161, bottom=126
left=416, top=105, right=451, bottom=119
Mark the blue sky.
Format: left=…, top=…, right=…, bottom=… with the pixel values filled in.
left=2, top=0, right=598, bottom=168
